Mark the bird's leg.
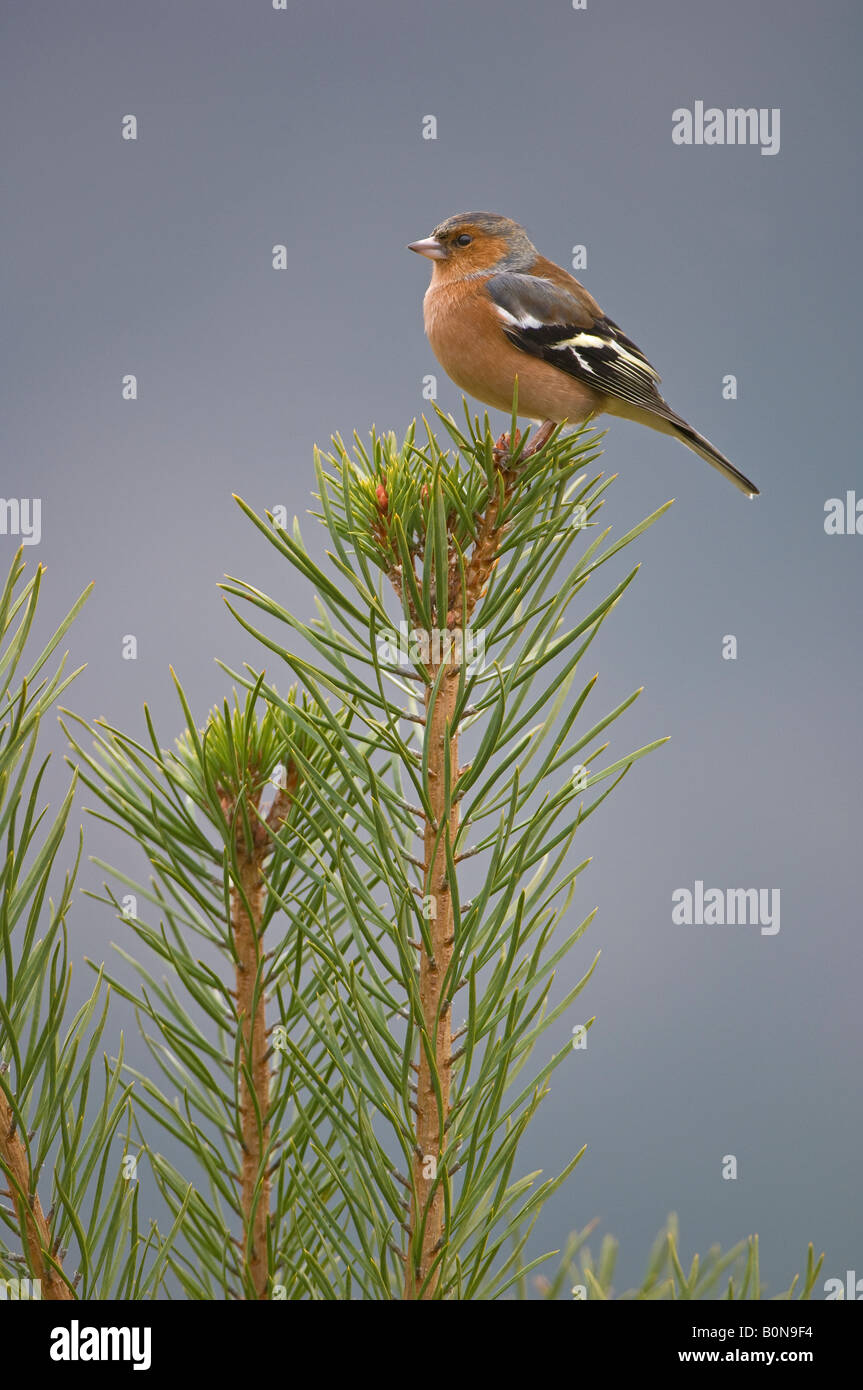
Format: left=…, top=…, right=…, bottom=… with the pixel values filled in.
left=520, top=419, right=556, bottom=458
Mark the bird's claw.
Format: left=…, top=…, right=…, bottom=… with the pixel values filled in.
left=493, top=421, right=556, bottom=468
left=493, top=429, right=520, bottom=466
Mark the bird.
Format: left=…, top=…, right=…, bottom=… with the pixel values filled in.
left=408, top=212, right=758, bottom=497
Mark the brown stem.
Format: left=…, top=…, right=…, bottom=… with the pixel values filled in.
left=228, top=775, right=296, bottom=1300
left=233, top=851, right=270, bottom=1299
left=0, top=1096, right=72, bottom=1299
left=404, top=661, right=459, bottom=1299
left=446, top=437, right=524, bottom=629
left=400, top=431, right=525, bottom=1299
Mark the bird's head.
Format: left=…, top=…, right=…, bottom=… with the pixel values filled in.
left=408, top=212, right=537, bottom=281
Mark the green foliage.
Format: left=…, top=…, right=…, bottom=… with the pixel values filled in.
left=63, top=679, right=389, bottom=1298
left=214, top=410, right=671, bottom=1297
left=0, top=553, right=154, bottom=1298
left=527, top=1216, right=825, bottom=1301
left=0, top=407, right=816, bottom=1303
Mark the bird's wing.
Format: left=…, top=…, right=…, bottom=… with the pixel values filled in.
left=486, top=271, right=672, bottom=417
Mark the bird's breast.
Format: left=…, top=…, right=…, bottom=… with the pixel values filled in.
left=423, top=282, right=520, bottom=410
left=422, top=281, right=600, bottom=423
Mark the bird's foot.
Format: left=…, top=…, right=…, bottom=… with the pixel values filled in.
left=493, top=428, right=520, bottom=466
left=493, top=421, right=555, bottom=467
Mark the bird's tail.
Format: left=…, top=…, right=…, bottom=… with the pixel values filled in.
left=668, top=414, right=759, bottom=498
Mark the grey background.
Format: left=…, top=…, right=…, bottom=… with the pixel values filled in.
left=3, top=0, right=861, bottom=1295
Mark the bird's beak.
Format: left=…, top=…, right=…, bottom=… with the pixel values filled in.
left=407, top=237, right=446, bottom=261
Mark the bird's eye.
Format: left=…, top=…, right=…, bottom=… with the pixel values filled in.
left=455, top=234, right=472, bottom=246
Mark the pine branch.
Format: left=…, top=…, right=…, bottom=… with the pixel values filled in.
left=225, top=764, right=297, bottom=1297
left=400, top=427, right=538, bottom=1296
left=224, top=405, right=673, bottom=1297
left=0, top=1093, right=73, bottom=1300
left=65, top=682, right=383, bottom=1299
left=0, top=552, right=145, bottom=1300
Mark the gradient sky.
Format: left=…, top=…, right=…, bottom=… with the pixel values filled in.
left=3, top=0, right=861, bottom=1297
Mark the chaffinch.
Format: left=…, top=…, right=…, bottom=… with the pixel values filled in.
left=408, top=212, right=758, bottom=497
